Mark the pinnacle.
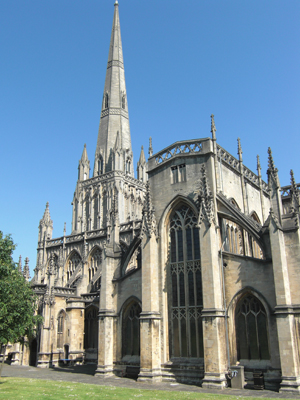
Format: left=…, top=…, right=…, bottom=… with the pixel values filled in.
left=139, top=146, right=146, bottom=164
left=211, top=114, right=216, bottom=140
left=267, top=147, right=278, bottom=176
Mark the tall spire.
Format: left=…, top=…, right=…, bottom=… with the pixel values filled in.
left=94, top=2, right=133, bottom=177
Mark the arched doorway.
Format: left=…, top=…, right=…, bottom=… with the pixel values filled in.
left=29, top=338, right=37, bottom=366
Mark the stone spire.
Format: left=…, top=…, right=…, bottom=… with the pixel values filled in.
left=94, top=2, right=133, bottom=177
left=23, top=257, right=30, bottom=281
left=39, top=202, right=53, bottom=242
left=78, top=144, right=90, bottom=181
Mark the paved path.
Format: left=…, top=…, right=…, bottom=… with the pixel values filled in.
left=1, top=364, right=299, bottom=399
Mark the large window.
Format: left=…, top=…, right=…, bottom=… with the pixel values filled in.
left=236, top=295, right=270, bottom=360
left=122, top=302, right=141, bottom=357
left=169, top=205, right=204, bottom=358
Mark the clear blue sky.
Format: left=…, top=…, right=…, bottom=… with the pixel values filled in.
left=1, top=1, right=299, bottom=276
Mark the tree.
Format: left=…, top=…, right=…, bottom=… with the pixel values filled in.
left=0, top=232, right=42, bottom=376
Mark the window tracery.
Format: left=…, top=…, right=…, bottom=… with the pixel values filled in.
left=236, top=295, right=270, bottom=360
left=169, top=205, right=203, bottom=358
left=89, top=249, right=102, bottom=283
left=57, top=310, right=66, bottom=349
left=67, top=252, right=81, bottom=281
left=122, top=302, right=141, bottom=357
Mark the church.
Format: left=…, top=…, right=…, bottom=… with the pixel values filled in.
left=23, top=1, right=300, bottom=392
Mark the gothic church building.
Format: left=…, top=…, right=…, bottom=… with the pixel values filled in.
left=29, top=2, right=300, bottom=393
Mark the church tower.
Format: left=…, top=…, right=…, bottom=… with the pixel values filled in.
left=93, top=0, right=133, bottom=177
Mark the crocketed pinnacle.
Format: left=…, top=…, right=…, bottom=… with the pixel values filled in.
left=257, top=155, right=261, bottom=177
left=148, top=137, right=153, bottom=157
left=23, top=257, right=30, bottom=281
left=237, top=138, right=243, bottom=162
left=81, top=144, right=89, bottom=163
left=267, top=147, right=278, bottom=176
left=290, top=170, right=299, bottom=201
left=41, top=202, right=52, bottom=225
left=18, top=255, right=22, bottom=273
left=198, top=164, right=215, bottom=226
left=211, top=114, right=216, bottom=140
left=94, top=2, right=132, bottom=176
left=139, top=146, right=146, bottom=164
left=141, top=182, right=158, bottom=239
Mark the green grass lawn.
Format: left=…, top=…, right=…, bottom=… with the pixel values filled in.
left=0, top=377, right=286, bottom=400
left=0, top=378, right=282, bottom=400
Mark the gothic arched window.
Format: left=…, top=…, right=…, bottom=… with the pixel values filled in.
left=122, top=301, right=141, bottom=357
left=98, top=157, right=103, bottom=175
left=236, top=295, right=270, bottom=360
left=67, top=252, right=81, bottom=281
left=169, top=205, right=203, bottom=358
left=122, top=94, right=126, bottom=109
left=89, top=249, right=102, bottom=283
left=84, top=307, right=98, bottom=350
left=57, top=310, right=66, bottom=349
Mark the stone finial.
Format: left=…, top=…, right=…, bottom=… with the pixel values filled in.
left=140, top=182, right=158, bottom=239
left=198, top=164, right=215, bottom=226
left=18, top=255, right=22, bottom=273
left=23, top=257, right=30, bottom=281
left=257, top=155, right=261, bottom=177
left=237, top=138, right=243, bottom=162
left=148, top=137, right=153, bottom=158
left=211, top=114, right=216, bottom=140
left=64, top=222, right=66, bottom=236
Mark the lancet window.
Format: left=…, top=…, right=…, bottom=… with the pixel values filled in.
left=236, top=295, right=270, bottom=360
left=122, top=302, right=141, bottom=357
left=67, top=252, right=81, bottom=281
left=104, top=93, right=109, bottom=109
left=89, top=249, right=102, bottom=283
left=122, top=94, right=126, bottom=109
left=57, top=310, right=66, bottom=349
left=98, top=157, right=103, bottom=175
left=169, top=205, right=204, bottom=358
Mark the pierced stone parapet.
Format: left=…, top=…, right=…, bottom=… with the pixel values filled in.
left=154, top=140, right=204, bottom=166
left=46, top=238, right=63, bottom=247
left=217, top=144, right=268, bottom=193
